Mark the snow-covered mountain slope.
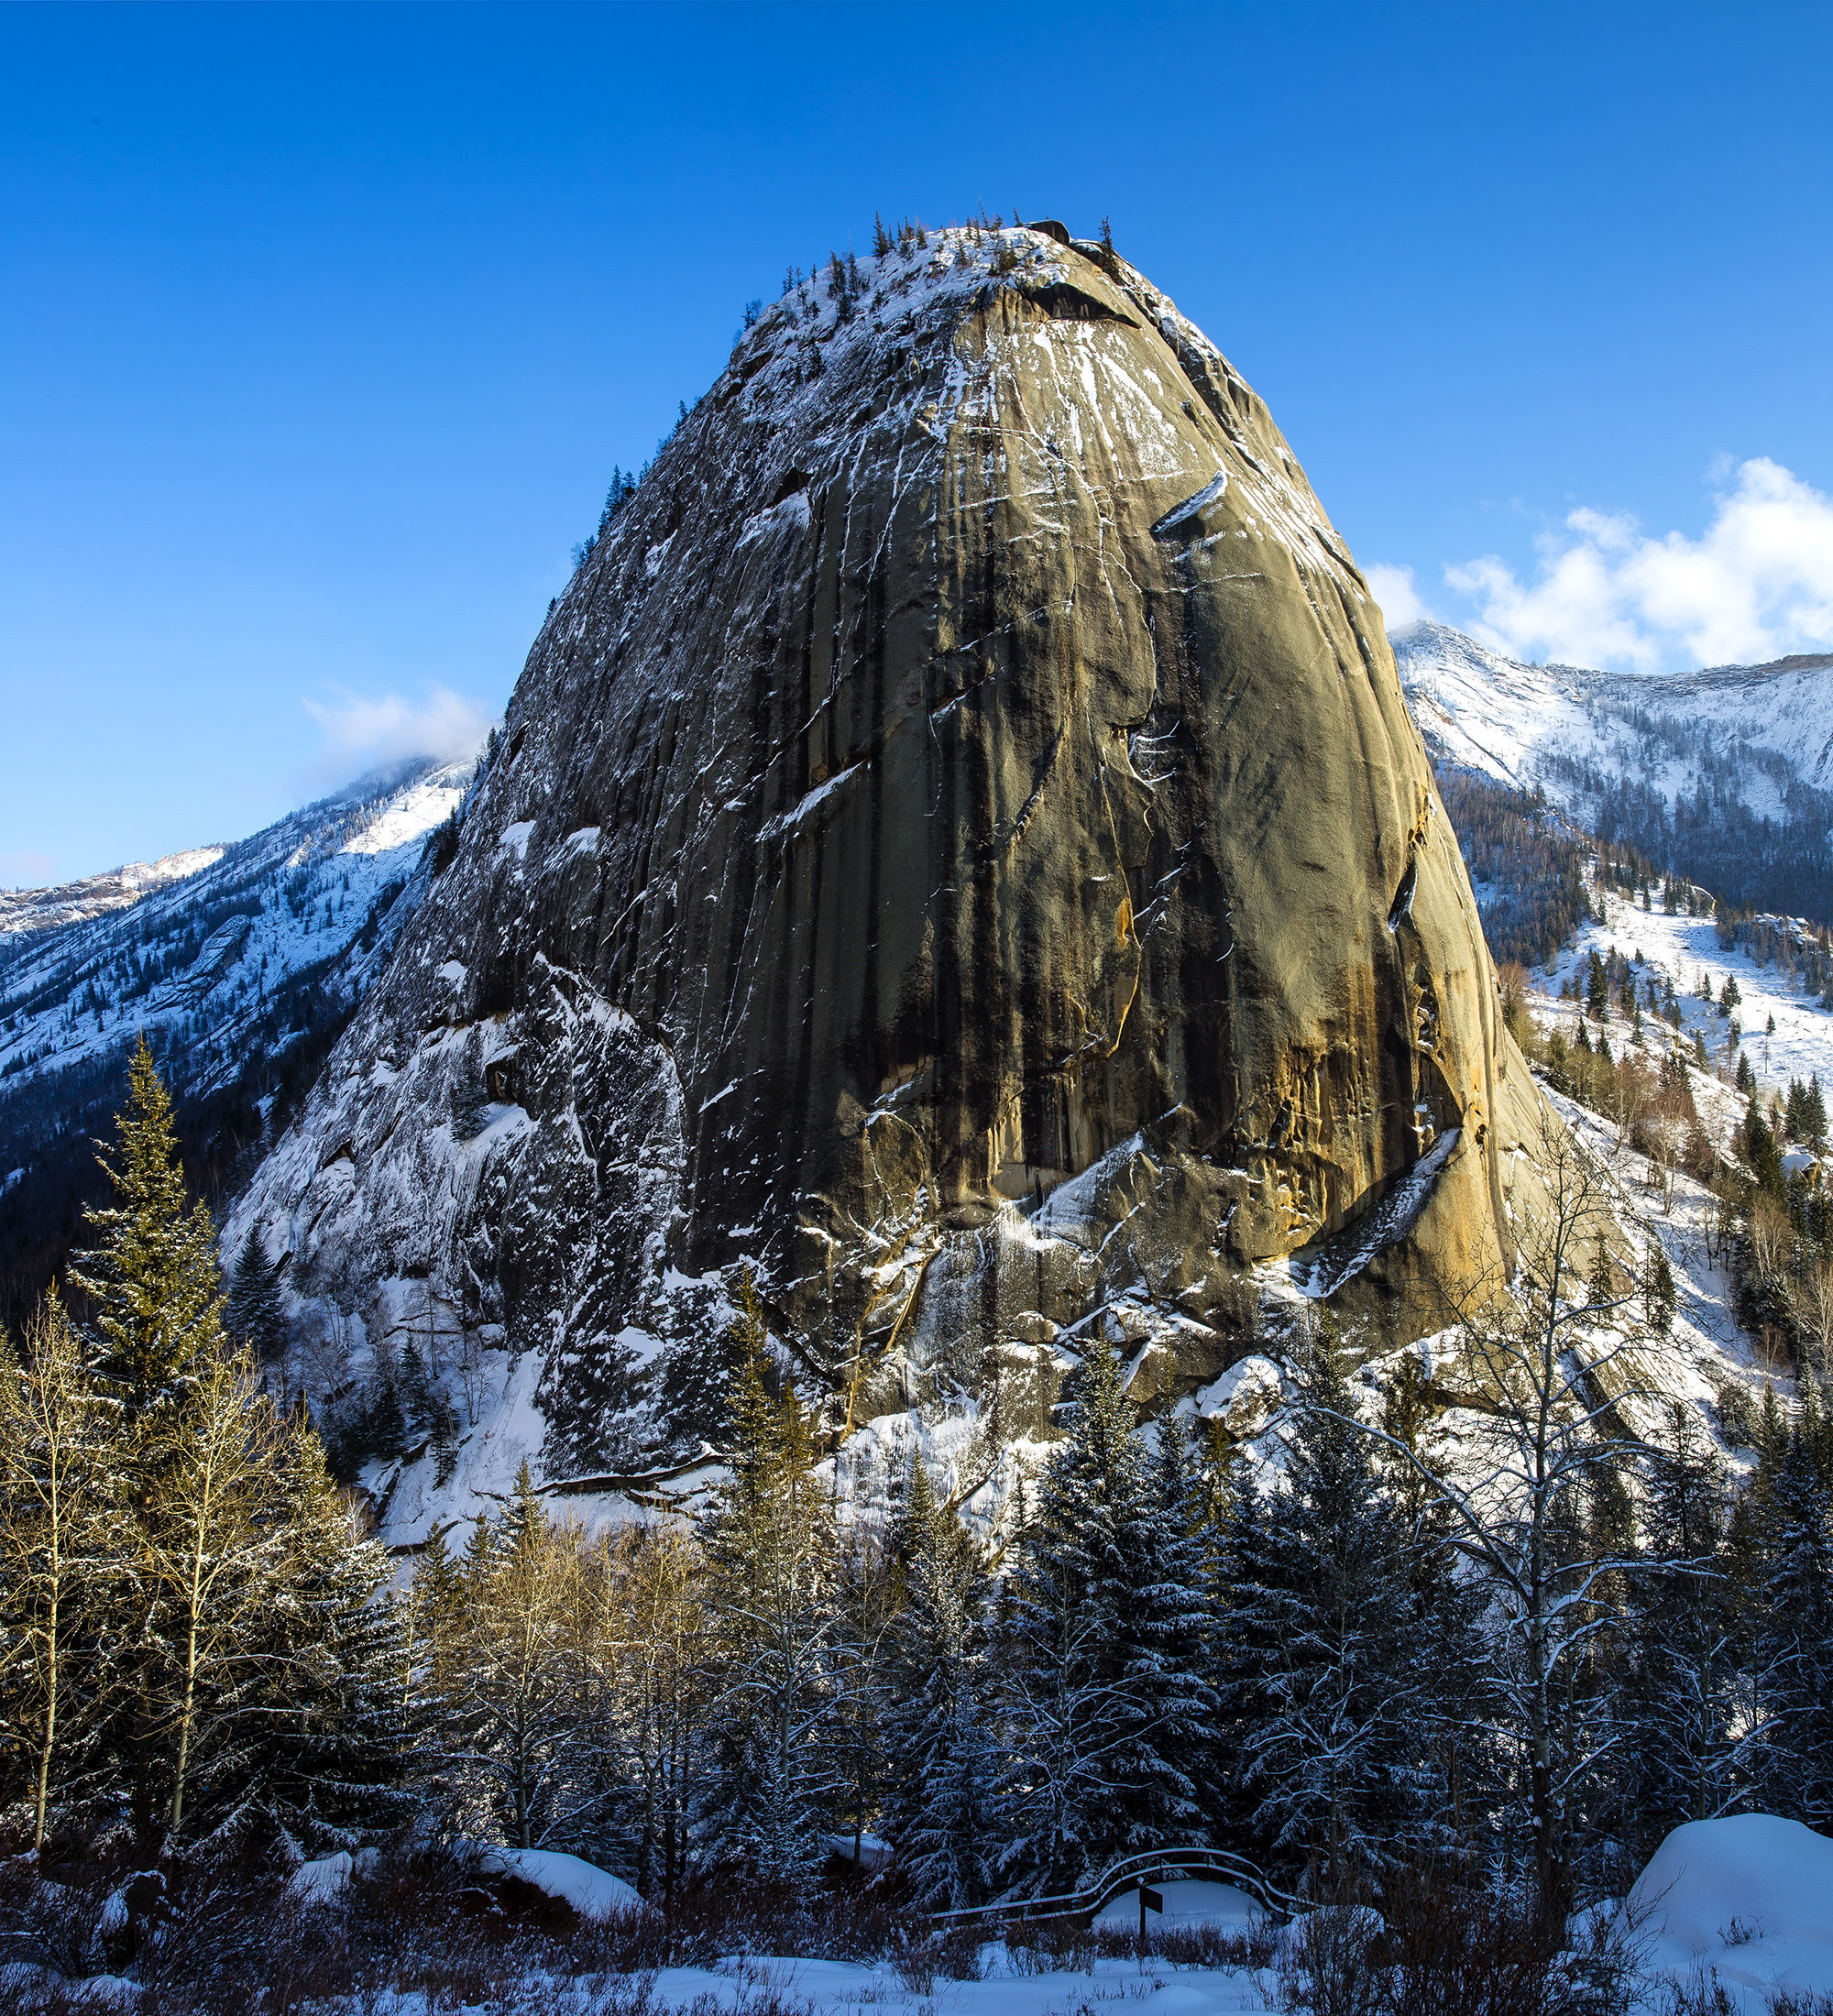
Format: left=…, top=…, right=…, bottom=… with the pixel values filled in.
left=1395, top=621, right=1833, bottom=922
left=0, top=758, right=472, bottom=1320
left=0, top=847, right=230, bottom=941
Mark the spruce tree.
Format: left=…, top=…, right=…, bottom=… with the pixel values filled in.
left=70, top=1040, right=225, bottom=1419
left=1619, top=1405, right=1737, bottom=1865
left=1231, top=1323, right=1421, bottom=1893
left=699, top=1274, right=836, bottom=1876
left=1746, top=1385, right=1833, bottom=1824
left=884, top=1462, right=998, bottom=1907
left=997, top=1331, right=1216, bottom=1893
left=1645, top=1243, right=1677, bottom=1338
left=239, top=1423, right=416, bottom=1844
left=224, top=1225, right=287, bottom=1362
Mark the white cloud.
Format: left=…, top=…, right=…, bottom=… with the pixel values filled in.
left=1444, top=458, right=1833, bottom=672
left=301, top=684, right=494, bottom=782
left=1366, top=562, right=1432, bottom=631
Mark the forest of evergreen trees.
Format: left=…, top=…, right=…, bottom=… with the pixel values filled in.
left=7, top=1054, right=1833, bottom=2009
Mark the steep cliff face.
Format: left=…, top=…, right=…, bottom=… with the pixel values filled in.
left=232, top=224, right=1542, bottom=1485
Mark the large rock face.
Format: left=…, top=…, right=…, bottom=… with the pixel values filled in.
left=234, top=224, right=1542, bottom=1483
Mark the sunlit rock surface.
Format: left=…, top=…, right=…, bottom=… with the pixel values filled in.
left=232, top=224, right=1543, bottom=1484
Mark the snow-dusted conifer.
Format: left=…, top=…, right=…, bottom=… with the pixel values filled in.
left=70, top=1040, right=225, bottom=1419
left=224, top=1226, right=287, bottom=1362
left=1231, top=1319, right=1420, bottom=1893
left=998, top=1328, right=1214, bottom=1893
left=1744, top=1383, right=1833, bottom=1825
left=699, top=1273, right=836, bottom=1876
left=226, top=1421, right=416, bottom=1846
left=1619, top=1404, right=1738, bottom=1863
left=884, top=1462, right=997, bottom=1907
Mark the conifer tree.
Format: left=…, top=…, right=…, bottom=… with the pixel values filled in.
left=239, top=1424, right=415, bottom=1845
left=1619, top=1405, right=1738, bottom=1864
left=1645, top=1243, right=1677, bottom=1338
left=224, top=1226, right=287, bottom=1362
left=884, top=1463, right=997, bottom=1907
left=699, top=1273, right=836, bottom=1876
left=828, top=1515, right=898, bottom=1870
left=70, top=1040, right=225, bottom=1419
left=1744, top=1384, right=1833, bottom=1824
left=137, top=1343, right=293, bottom=1837
left=1231, top=1322, right=1421, bottom=1892
left=997, top=1331, right=1215, bottom=1893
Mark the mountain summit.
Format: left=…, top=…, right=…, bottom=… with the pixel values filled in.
left=233, top=224, right=1545, bottom=1490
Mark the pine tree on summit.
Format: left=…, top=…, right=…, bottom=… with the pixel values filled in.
left=70, top=1040, right=225, bottom=1419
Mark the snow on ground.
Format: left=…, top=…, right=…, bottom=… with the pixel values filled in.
left=1504, top=873, right=1833, bottom=1419
left=635, top=1955, right=1281, bottom=2016
left=1541, top=881, right=1833, bottom=1121
left=0, top=757, right=472, bottom=1099
left=472, top=1846, right=647, bottom=1921
left=1395, top=619, right=1833, bottom=828
left=1093, top=1881, right=1262, bottom=1934
left=1631, top=1813, right=1833, bottom=2011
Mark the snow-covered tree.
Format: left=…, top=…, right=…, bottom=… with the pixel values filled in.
left=1229, top=1320, right=1422, bottom=1894
left=996, top=1329, right=1217, bottom=1895
left=1741, top=1383, right=1833, bottom=1826
left=1361, top=1115, right=1648, bottom=1921
left=884, top=1462, right=998, bottom=1907
left=237, top=1422, right=416, bottom=1846
left=1619, top=1403, right=1740, bottom=1866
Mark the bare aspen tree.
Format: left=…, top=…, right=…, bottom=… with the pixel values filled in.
left=447, top=1467, right=586, bottom=1848
left=598, top=1523, right=712, bottom=1902
left=1353, top=1113, right=1646, bottom=1922
left=0, top=1295, right=126, bottom=1849
left=1789, top=1256, right=1833, bottom=1378
left=138, top=1345, right=290, bottom=1835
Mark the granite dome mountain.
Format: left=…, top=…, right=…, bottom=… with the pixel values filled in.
left=230, top=222, right=1547, bottom=1490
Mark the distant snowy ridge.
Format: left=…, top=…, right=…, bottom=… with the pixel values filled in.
left=0, top=755, right=477, bottom=1316
left=1395, top=620, right=1833, bottom=922
left=0, top=845, right=227, bottom=940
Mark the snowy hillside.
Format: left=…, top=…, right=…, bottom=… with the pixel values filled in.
left=0, top=757, right=472, bottom=1319
left=1395, top=620, right=1833, bottom=922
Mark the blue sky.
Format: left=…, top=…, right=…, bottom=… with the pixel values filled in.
left=4, top=2, right=1831, bottom=882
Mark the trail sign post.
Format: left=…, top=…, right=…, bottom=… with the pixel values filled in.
left=1139, top=1884, right=1163, bottom=1940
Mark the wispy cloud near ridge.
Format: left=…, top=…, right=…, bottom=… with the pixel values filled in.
left=301, top=684, right=494, bottom=784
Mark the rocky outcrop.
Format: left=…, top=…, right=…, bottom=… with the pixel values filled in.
left=232, top=223, right=1546, bottom=1483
